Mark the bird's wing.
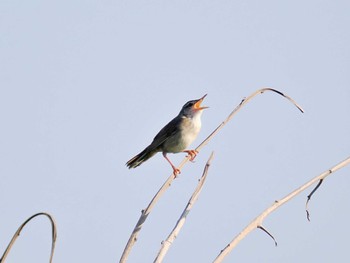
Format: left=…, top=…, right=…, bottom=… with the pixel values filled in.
left=147, top=116, right=181, bottom=151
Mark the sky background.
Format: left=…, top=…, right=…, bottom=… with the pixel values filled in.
left=1, top=1, right=350, bottom=262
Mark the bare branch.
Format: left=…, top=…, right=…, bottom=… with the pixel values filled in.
left=213, top=156, right=350, bottom=263
left=119, top=165, right=183, bottom=263
left=120, top=88, right=303, bottom=262
left=0, top=212, right=57, bottom=263
left=154, top=152, right=214, bottom=263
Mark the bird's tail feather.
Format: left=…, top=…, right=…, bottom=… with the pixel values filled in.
left=126, top=147, right=157, bottom=169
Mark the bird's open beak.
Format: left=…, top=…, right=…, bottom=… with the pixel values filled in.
left=194, top=94, right=209, bottom=110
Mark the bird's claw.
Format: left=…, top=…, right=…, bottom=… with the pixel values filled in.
left=184, top=150, right=198, bottom=162
left=172, top=167, right=181, bottom=177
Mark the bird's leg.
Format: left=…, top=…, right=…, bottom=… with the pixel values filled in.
left=162, top=152, right=181, bottom=175
left=183, top=150, right=198, bottom=162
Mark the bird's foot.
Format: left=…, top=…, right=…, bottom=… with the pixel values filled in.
left=163, top=152, right=181, bottom=177
left=184, top=150, right=198, bottom=162
left=172, top=166, right=181, bottom=177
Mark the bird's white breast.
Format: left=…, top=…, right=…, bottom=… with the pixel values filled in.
left=181, top=112, right=202, bottom=143
left=165, top=111, right=202, bottom=153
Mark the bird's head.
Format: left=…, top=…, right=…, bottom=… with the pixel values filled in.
left=180, top=94, right=209, bottom=117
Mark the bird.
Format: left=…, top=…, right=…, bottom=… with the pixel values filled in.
left=126, top=94, right=208, bottom=175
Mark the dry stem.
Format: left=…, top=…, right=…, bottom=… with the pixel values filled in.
left=0, top=212, right=57, bottom=263
left=213, top=156, right=350, bottom=263
left=154, top=152, right=214, bottom=263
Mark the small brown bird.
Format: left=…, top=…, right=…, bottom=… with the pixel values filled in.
left=126, top=94, right=208, bottom=174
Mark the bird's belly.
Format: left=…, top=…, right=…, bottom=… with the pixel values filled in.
left=163, top=118, right=201, bottom=153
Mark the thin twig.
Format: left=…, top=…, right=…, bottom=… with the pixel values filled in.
left=0, top=212, right=57, bottom=263
left=257, top=225, right=277, bottom=246
left=306, top=178, right=324, bottom=221
left=120, top=88, right=303, bottom=262
left=213, top=156, right=350, bottom=263
left=154, top=152, right=214, bottom=263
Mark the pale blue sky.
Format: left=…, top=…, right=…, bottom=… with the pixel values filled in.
left=1, top=1, right=349, bottom=262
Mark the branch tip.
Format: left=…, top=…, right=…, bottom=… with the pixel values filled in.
left=305, top=179, right=324, bottom=221
left=306, top=210, right=311, bottom=222
left=258, top=225, right=278, bottom=247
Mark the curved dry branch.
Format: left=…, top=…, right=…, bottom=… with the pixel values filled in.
left=120, top=88, right=303, bottom=262
left=196, top=88, right=303, bottom=152
left=154, top=152, right=214, bottom=263
left=0, top=212, right=57, bottom=263
left=213, top=156, right=350, bottom=263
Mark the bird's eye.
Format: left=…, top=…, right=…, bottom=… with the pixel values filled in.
left=187, top=101, right=195, bottom=107
left=183, top=100, right=196, bottom=109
